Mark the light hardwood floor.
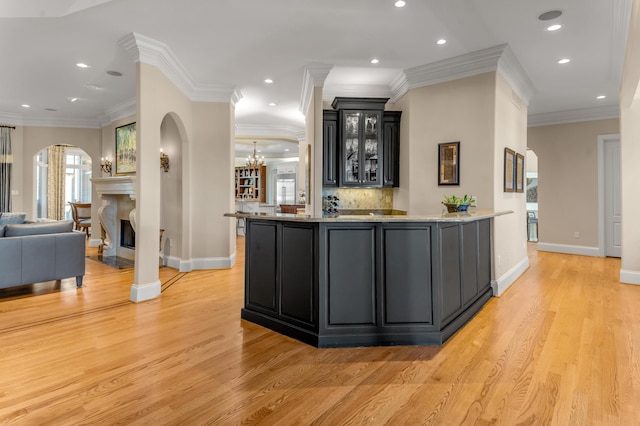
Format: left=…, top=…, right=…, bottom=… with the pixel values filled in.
left=1, top=240, right=639, bottom=425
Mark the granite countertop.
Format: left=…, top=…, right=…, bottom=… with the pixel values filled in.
left=225, top=210, right=513, bottom=223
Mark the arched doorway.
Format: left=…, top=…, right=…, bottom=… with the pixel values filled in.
left=35, top=145, right=92, bottom=221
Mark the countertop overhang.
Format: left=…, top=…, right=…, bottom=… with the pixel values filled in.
left=225, top=209, right=512, bottom=223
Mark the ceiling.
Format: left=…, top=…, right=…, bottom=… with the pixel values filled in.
left=0, top=0, right=631, bottom=157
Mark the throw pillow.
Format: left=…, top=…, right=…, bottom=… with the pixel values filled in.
left=0, top=212, right=27, bottom=225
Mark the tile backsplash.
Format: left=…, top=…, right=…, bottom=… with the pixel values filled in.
left=321, top=188, right=393, bottom=210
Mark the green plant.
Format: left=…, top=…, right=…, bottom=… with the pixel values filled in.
left=442, top=194, right=475, bottom=207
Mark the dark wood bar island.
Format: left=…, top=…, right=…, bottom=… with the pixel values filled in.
left=227, top=211, right=510, bottom=348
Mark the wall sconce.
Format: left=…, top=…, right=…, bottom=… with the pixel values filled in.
left=160, top=149, right=170, bottom=172
left=100, top=157, right=112, bottom=176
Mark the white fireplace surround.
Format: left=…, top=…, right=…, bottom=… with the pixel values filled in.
left=91, top=176, right=137, bottom=259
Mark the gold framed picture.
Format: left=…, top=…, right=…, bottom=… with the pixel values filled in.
left=438, top=141, right=460, bottom=185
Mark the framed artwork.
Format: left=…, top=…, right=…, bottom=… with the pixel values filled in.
left=438, top=141, right=460, bottom=185
left=115, top=122, right=136, bottom=174
left=515, top=153, right=525, bottom=193
left=504, top=148, right=515, bottom=192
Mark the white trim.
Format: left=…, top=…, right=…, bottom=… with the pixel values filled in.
left=537, top=242, right=601, bottom=257
left=299, top=63, right=333, bottom=117
left=597, top=134, right=621, bottom=257
left=491, top=255, right=529, bottom=296
left=99, top=97, right=136, bottom=127
left=163, top=252, right=237, bottom=272
left=528, top=105, right=620, bottom=127
left=620, top=269, right=640, bottom=285
left=390, top=44, right=535, bottom=106
left=88, top=238, right=101, bottom=247
left=235, top=124, right=305, bottom=141
left=322, top=84, right=393, bottom=103
left=130, top=279, right=161, bottom=302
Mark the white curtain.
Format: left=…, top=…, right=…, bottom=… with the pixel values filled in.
left=47, top=145, right=67, bottom=220
left=0, top=127, right=12, bottom=212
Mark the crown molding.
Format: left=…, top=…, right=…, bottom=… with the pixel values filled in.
left=322, top=84, right=393, bottom=102
left=299, top=63, right=334, bottom=116
left=118, top=32, right=241, bottom=105
left=0, top=112, right=101, bottom=128
left=390, top=44, right=535, bottom=105
left=611, top=0, right=633, bottom=82
left=99, top=97, right=136, bottom=127
left=236, top=124, right=305, bottom=141
left=528, top=104, right=620, bottom=127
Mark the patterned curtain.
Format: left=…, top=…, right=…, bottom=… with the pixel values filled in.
left=47, top=145, right=67, bottom=220
left=0, top=127, right=12, bottom=212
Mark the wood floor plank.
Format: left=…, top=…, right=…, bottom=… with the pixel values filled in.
left=1, top=241, right=640, bottom=424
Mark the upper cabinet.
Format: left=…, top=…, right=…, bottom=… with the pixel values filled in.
left=323, top=97, right=400, bottom=188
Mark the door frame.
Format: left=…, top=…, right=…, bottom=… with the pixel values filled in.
left=597, top=134, right=621, bottom=257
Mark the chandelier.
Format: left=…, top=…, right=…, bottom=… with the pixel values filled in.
left=246, top=141, right=264, bottom=166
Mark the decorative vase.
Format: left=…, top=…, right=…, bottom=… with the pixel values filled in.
left=457, top=203, right=469, bottom=212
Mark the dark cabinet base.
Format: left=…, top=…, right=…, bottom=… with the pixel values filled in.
left=243, top=218, right=494, bottom=348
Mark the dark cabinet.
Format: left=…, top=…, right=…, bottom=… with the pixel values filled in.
left=383, top=111, right=401, bottom=187
left=323, top=97, right=400, bottom=188
left=322, top=110, right=338, bottom=186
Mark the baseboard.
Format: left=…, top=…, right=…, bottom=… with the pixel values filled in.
left=620, top=269, right=640, bottom=285
left=163, top=251, right=237, bottom=272
left=492, top=255, right=529, bottom=296
left=130, top=279, right=161, bottom=302
left=88, top=238, right=101, bottom=247
left=536, top=242, right=600, bottom=257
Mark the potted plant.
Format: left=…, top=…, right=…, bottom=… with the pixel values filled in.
left=442, top=194, right=475, bottom=213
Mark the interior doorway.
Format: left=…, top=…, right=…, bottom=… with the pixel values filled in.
left=598, top=134, right=621, bottom=258
left=526, top=149, right=538, bottom=242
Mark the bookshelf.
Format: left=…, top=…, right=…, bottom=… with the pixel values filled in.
left=235, top=165, right=266, bottom=202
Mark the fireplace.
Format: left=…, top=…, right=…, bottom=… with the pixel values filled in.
left=120, top=220, right=136, bottom=249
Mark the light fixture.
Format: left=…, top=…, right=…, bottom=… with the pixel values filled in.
left=395, top=0, right=406, bottom=7
left=21, top=104, right=30, bottom=108
left=76, top=63, right=90, bottom=68
left=269, top=102, right=277, bottom=107
left=106, top=70, right=122, bottom=76
left=85, top=84, right=102, bottom=90
left=100, top=157, right=112, bottom=175
left=246, top=141, right=264, bottom=167
left=546, top=24, right=562, bottom=31
left=370, top=58, right=379, bottom=64
left=67, top=97, right=79, bottom=102
left=597, top=95, right=607, bottom=99
left=558, top=58, right=571, bottom=64
left=264, top=78, right=274, bottom=84
left=160, top=149, right=170, bottom=172
left=436, top=38, right=447, bottom=45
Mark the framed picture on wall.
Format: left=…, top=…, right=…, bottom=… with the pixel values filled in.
left=504, top=148, right=515, bottom=192
left=515, top=153, right=525, bottom=193
left=438, top=141, right=460, bottom=185
left=115, top=122, right=136, bottom=174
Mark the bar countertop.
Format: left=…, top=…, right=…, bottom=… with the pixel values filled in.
left=225, top=209, right=512, bottom=223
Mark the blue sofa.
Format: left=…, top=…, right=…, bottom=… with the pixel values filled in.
left=0, top=221, right=86, bottom=289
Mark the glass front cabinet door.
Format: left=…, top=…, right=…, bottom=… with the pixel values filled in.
left=340, top=110, right=382, bottom=186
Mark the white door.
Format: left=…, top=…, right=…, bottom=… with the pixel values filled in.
left=604, top=138, right=621, bottom=257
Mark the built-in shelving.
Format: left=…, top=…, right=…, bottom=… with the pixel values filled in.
left=235, top=165, right=266, bottom=202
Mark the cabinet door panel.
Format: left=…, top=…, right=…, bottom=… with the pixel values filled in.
left=462, top=222, right=479, bottom=305
left=383, top=227, right=432, bottom=324
left=478, top=219, right=491, bottom=291
left=327, top=227, right=376, bottom=326
left=246, top=221, right=278, bottom=313
left=343, top=112, right=360, bottom=184
left=440, top=225, right=462, bottom=323
left=323, top=110, right=338, bottom=186
left=281, top=225, right=315, bottom=325
left=362, top=112, right=380, bottom=185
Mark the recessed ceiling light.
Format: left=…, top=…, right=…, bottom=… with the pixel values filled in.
left=44, top=108, right=57, bottom=111
left=597, top=95, right=606, bottom=99
left=558, top=58, right=571, bottom=64
left=106, top=70, right=122, bottom=77
left=538, top=10, right=563, bottom=21
left=264, top=78, right=274, bottom=84
left=85, top=84, right=102, bottom=90
left=395, top=0, right=406, bottom=7
left=269, top=102, right=277, bottom=107
left=21, top=104, right=30, bottom=108
left=370, top=58, right=379, bottom=64
left=76, top=63, right=90, bottom=68
left=67, top=97, right=79, bottom=102
left=546, top=24, right=562, bottom=31
left=436, top=39, right=447, bottom=45
left=284, top=149, right=290, bottom=152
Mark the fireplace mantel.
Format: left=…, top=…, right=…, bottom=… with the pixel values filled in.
left=91, top=176, right=137, bottom=258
